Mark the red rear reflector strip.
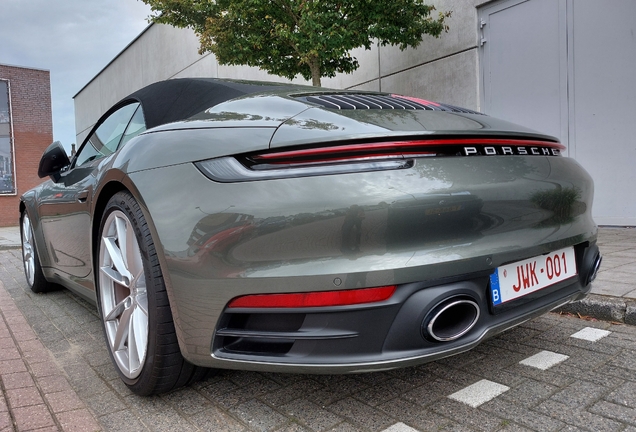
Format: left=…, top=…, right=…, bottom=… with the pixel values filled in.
left=227, top=285, right=397, bottom=308
left=253, top=138, right=565, bottom=162
left=257, top=151, right=434, bottom=166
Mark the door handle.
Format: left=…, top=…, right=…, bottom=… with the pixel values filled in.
left=77, top=191, right=89, bottom=203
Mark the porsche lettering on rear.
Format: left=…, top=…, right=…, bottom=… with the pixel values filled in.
left=463, top=146, right=561, bottom=156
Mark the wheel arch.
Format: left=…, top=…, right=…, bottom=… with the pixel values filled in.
left=90, top=178, right=191, bottom=361
left=95, top=176, right=170, bottom=267
left=91, top=177, right=168, bottom=275
left=91, top=181, right=128, bottom=262
left=19, top=194, right=51, bottom=269
left=18, top=198, right=27, bottom=243
left=19, top=192, right=38, bottom=228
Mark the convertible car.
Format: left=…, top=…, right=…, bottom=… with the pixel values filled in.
left=20, top=78, right=601, bottom=396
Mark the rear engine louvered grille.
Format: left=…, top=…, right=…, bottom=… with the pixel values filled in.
left=304, top=94, right=430, bottom=110
left=296, top=94, right=483, bottom=114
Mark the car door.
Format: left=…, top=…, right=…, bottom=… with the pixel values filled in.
left=38, top=103, right=145, bottom=281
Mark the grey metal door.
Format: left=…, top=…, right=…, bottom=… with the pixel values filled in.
left=479, top=0, right=636, bottom=225
left=567, top=0, right=636, bottom=225
left=480, top=0, right=568, bottom=150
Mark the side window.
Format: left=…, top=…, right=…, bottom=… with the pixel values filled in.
left=75, top=103, right=140, bottom=167
left=119, top=105, right=146, bottom=148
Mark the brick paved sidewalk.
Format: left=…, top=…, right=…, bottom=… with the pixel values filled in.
left=0, top=280, right=100, bottom=432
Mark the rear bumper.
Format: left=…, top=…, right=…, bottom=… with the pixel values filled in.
left=207, top=242, right=597, bottom=373
left=128, top=154, right=597, bottom=368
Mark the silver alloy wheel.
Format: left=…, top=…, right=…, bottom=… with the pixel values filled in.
left=99, top=210, right=149, bottom=379
left=21, top=214, right=35, bottom=286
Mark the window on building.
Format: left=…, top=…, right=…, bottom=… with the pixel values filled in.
left=0, top=79, right=15, bottom=195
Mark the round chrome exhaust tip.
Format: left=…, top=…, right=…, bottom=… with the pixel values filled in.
left=422, top=298, right=480, bottom=342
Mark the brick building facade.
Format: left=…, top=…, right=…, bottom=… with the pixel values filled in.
left=0, top=64, right=53, bottom=227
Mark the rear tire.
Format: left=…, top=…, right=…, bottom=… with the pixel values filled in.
left=21, top=212, right=51, bottom=293
left=97, top=191, right=209, bottom=396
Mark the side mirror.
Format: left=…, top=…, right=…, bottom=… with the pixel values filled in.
left=38, top=141, right=71, bottom=182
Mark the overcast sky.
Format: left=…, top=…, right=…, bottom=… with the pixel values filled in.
left=0, top=0, right=152, bottom=148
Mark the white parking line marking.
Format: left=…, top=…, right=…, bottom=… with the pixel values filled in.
left=570, top=327, right=611, bottom=341
left=381, top=423, right=419, bottom=432
left=448, top=379, right=510, bottom=408
left=519, top=350, right=569, bottom=370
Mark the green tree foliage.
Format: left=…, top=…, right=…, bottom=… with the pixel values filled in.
left=142, top=0, right=451, bottom=86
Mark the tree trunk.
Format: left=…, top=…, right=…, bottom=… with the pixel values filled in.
left=309, top=58, right=321, bottom=86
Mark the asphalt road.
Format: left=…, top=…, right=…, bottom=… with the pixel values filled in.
left=1, top=249, right=635, bottom=431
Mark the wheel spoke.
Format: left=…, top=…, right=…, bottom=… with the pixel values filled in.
left=100, top=266, right=129, bottom=287
left=128, top=240, right=144, bottom=284
left=24, top=216, right=31, bottom=240
left=103, top=236, right=132, bottom=281
left=123, top=220, right=138, bottom=277
left=104, top=297, right=128, bottom=322
left=115, top=216, right=128, bottom=269
left=113, top=304, right=133, bottom=351
left=129, top=303, right=148, bottom=372
left=128, top=310, right=138, bottom=372
left=135, top=289, right=148, bottom=316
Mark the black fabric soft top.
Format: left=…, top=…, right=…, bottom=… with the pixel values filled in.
left=122, top=78, right=295, bottom=130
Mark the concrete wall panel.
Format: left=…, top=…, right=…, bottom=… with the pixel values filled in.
left=74, top=80, right=102, bottom=141
left=215, top=41, right=379, bottom=88
left=139, top=24, right=204, bottom=85
left=75, top=24, right=209, bottom=138
left=379, top=0, right=479, bottom=76
left=97, top=46, right=145, bottom=114
left=172, top=54, right=218, bottom=79
left=380, top=49, right=479, bottom=110
left=74, top=7, right=484, bottom=137
left=322, top=44, right=380, bottom=89
left=348, top=80, right=381, bottom=92
left=217, top=64, right=307, bottom=85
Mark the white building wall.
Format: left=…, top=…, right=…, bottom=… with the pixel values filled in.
left=73, top=0, right=635, bottom=225
left=74, top=0, right=482, bottom=142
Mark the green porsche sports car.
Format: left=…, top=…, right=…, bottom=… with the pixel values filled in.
left=20, top=78, right=601, bottom=396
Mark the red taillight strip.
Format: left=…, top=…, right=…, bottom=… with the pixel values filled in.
left=256, top=151, right=435, bottom=166
left=227, top=285, right=397, bottom=308
left=253, top=139, right=565, bottom=162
